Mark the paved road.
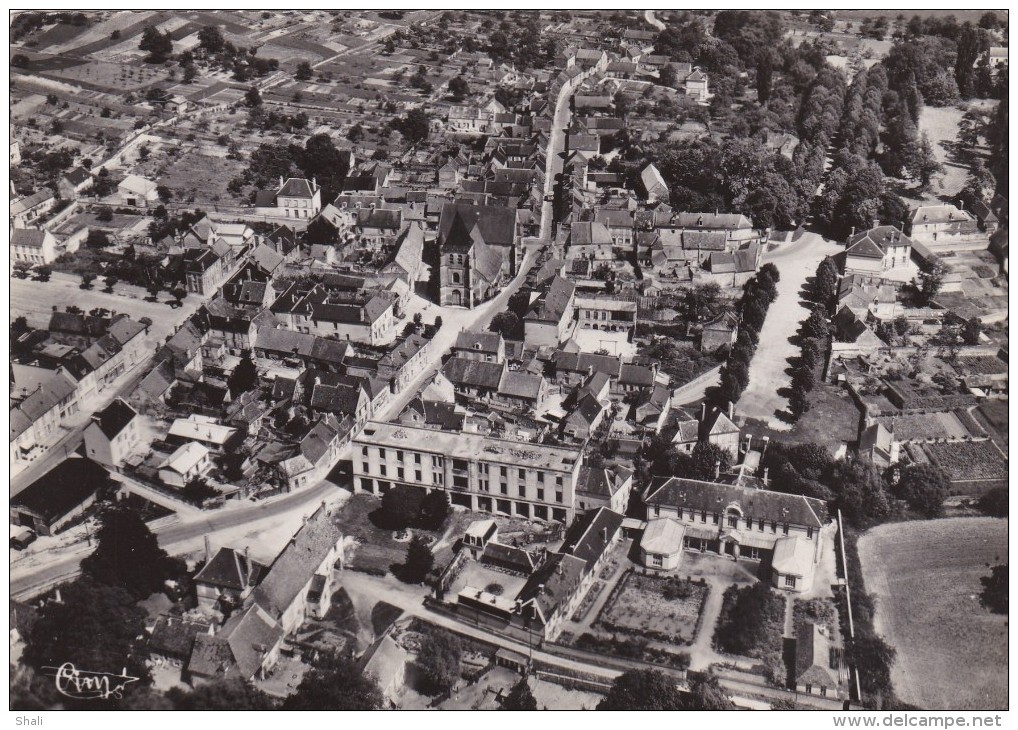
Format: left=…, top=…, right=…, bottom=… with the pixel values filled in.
left=539, top=75, right=577, bottom=242
left=737, top=233, right=840, bottom=427
left=644, top=9, right=666, bottom=31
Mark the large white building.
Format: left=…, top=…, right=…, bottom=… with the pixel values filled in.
left=353, top=421, right=585, bottom=523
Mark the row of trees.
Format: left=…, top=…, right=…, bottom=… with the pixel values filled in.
left=788, top=307, right=829, bottom=421
left=714, top=263, right=779, bottom=406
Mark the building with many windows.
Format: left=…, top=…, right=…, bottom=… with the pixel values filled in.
left=353, top=421, right=585, bottom=523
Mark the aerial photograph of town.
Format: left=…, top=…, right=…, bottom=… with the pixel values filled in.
left=7, top=8, right=1009, bottom=715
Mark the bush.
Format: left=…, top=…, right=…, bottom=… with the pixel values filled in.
left=976, top=487, right=1008, bottom=517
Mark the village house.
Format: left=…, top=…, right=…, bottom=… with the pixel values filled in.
left=57, top=167, right=94, bottom=200
left=641, top=163, right=669, bottom=203
left=10, top=370, right=80, bottom=465
left=524, top=276, right=576, bottom=347
left=158, top=441, right=213, bottom=488
left=10, top=188, right=57, bottom=228
left=194, top=545, right=268, bottom=613
left=700, top=311, right=739, bottom=352
left=82, top=398, right=139, bottom=468
left=794, top=623, right=846, bottom=699
left=264, top=177, right=323, bottom=220
left=452, top=330, right=506, bottom=363
left=271, top=281, right=397, bottom=347
left=843, top=226, right=913, bottom=276
left=905, top=204, right=979, bottom=244
left=10, top=457, right=112, bottom=537
left=10, top=228, right=58, bottom=265
left=573, top=294, right=638, bottom=333
left=575, top=464, right=633, bottom=514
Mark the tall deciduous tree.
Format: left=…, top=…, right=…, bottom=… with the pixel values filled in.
left=500, top=676, right=538, bottom=710
left=416, top=627, right=461, bottom=694
left=283, top=652, right=385, bottom=710
left=597, top=669, right=685, bottom=710
left=81, top=504, right=178, bottom=599
left=894, top=463, right=949, bottom=517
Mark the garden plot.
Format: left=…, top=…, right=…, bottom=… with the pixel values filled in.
left=597, top=572, right=708, bottom=646
left=874, top=411, right=977, bottom=441
left=920, top=440, right=1008, bottom=483
left=858, top=518, right=1008, bottom=710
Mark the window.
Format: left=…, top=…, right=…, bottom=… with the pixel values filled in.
left=758, top=519, right=765, bottom=532
left=807, top=527, right=814, bottom=539
left=379, top=465, right=387, bottom=477
left=745, top=517, right=752, bottom=529
left=500, top=466, right=507, bottom=477
left=701, top=511, right=706, bottom=523
left=434, top=473, right=443, bottom=485
left=653, top=505, right=660, bottom=517
left=518, top=484, right=525, bottom=497
left=771, top=521, right=777, bottom=533
left=379, top=448, right=386, bottom=459
left=677, top=508, right=683, bottom=520
left=747, top=547, right=762, bottom=560
left=500, top=484, right=508, bottom=495
left=396, top=450, right=404, bottom=463
left=820, top=686, right=827, bottom=698
left=397, top=467, right=404, bottom=480
left=653, top=555, right=663, bottom=567
left=414, top=453, right=421, bottom=464
left=555, top=491, right=563, bottom=503
left=805, top=684, right=812, bottom=695
left=415, top=470, right=422, bottom=482
left=519, top=469, right=526, bottom=480
left=727, top=514, right=738, bottom=528
left=361, top=446, right=368, bottom=456
left=712, top=512, right=719, bottom=525
left=537, top=488, right=545, bottom=502
left=784, top=575, right=796, bottom=588
left=362, top=462, right=370, bottom=473
left=556, top=476, right=563, bottom=487
left=537, top=472, right=544, bottom=483
left=360, top=478, right=372, bottom=491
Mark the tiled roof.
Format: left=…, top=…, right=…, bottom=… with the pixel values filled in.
left=646, top=477, right=828, bottom=528
left=11, top=458, right=110, bottom=521
left=277, top=177, right=315, bottom=198
left=442, top=357, right=505, bottom=390
left=90, top=398, right=137, bottom=439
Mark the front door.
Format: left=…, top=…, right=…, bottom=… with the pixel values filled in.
left=724, top=540, right=735, bottom=556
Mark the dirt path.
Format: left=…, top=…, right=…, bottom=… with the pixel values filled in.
left=737, top=233, right=841, bottom=426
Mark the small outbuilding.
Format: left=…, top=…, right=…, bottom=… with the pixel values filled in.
left=640, top=517, right=685, bottom=571
left=10, top=457, right=112, bottom=536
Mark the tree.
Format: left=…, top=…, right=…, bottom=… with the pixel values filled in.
left=894, top=463, right=949, bottom=518
left=12, top=53, right=30, bottom=68
left=80, top=504, right=177, bottom=599
left=35, top=265, right=52, bottom=282
left=85, top=228, right=112, bottom=249
left=847, top=634, right=896, bottom=699
left=399, top=534, right=434, bottom=584
left=80, top=272, right=96, bottom=290
left=916, top=260, right=946, bottom=304
left=448, top=75, right=470, bottom=101
left=813, top=256, right=839, bottom=306
left=980, top=565, right=1008, bottom=614
left=741, top=296, right=769, bottom=333
left=686, top=673, right=735, bottom=711
left=501, top=676, right=537, bottom=710
left=172, top=286, right=188, bottom=303
left=978, top=12, right=1000, bottom=30
left=683, top=281, right=725, bottom=322
left=489, top=311, right=522, bottom=340
left=13, top=261, right=33, bottom=279
left=788, top=388, right=811, bottom=421
left=244, top=86, right=262, bottom=108
left=197, top=25, right=225, bottom=54
left=954, top=23, right=983, bottom=99
left=378, top=484, right=424, bottom=530
left=103, top=275, right=119, bottom=293
left=690, top=441, right=732, bottom=482
left=801, top=307, right=830, bottom=341
left=393, top=108, right=431, bottom=144
left=756, top=52, right=774, bottom=105
left=976, top=487, right=1008, bottom=517
left=227, top=355, right=259, bottom=397
left=417, top=490, right=450, bottom=531
left=295, top=61, right=313, bottom=81
left=828, top=457, right=891, bottom=526
left=138, top=25, right=172, bottom=63
left=283, top=652, right=385, bottom=710
left=23, top=577, right=151, bottom=699
left=155, top=184, right=172, bottom=202
left=416, top=627, right=461, bottom=694
left=167, top=678, right=275, bottom=710
left=597, top=669, right=685, bottom=710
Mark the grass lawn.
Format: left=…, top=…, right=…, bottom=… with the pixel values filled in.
left=334, top=493, right=416, bottom=575
left=858, top=518, right=1008, bottom=710
left=597, top=572, right=708, bottom=646
left=741, top=380, right=861, bottom=456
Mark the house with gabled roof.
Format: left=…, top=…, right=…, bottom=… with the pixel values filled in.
left=906, top=204, right=979, bottom=244
left=194, top=546, right=268, bottom=613
left=269, top=177, right=322, bottom=220
left=844, top=225, right=912, bottom=275
left=452, top=330, right=505, bottom=363
left=575, top=465, right=633, bottom=514
left=700, top=310, right=739, bottom=352
left=83, top=398, right=139, bottom=467
left=524, top=276, right=576, bottom=347
left=641, top=163, right=669, bottom=204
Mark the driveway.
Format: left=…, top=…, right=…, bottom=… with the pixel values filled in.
left=737, top=233, right=841, bottom=427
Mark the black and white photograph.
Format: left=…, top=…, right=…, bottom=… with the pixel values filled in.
left=8, top=7, right=1009, bottom=715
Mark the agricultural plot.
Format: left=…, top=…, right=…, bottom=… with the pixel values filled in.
left=139, top=146, right=247, bottom=205
left=41, top=60, right=169, bottom=92
left=597, top=572, right=708, bottom=646
left=858, top=518, right=1008, bottom=710
left=973, top=400, right=1008, bottom=451
left=920, top=440, right=1008, bottom=483
left=874, top=411, right=980, bottom=441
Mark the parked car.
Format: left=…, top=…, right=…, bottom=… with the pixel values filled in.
left=10, top=526, right=36, bottom=550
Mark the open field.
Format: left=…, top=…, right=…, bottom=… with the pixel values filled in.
left=918, top=105, right=966, bottom=203
left=741, top=380, right=861, bottom=457
left=858, top=518, right=1008, bottom=710
left=138, top=146, right=247, bottom=205
left=973, top=401, right=1008, bottom=452
left=597, top=572, right=708, bottom=646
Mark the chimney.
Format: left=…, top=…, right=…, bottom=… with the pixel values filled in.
left=601, top=527, right=608, bottom=543
left=763, top=467, right=769, bottom=486
left=714, top=459, right=721, bottom=480
left=53, top=588, right=63, bottom=604
left=204, top=535, right=212, bottom=563
left=728, top=402, right=734, bottom=420
left=312, top=177, right=318, bottom=192
left=278, top=176, right=284, bottom=189
left=701, top=402, right=706, bottom=421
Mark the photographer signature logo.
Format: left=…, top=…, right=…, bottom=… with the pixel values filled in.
left=42, top=663, right=139, bottom=700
